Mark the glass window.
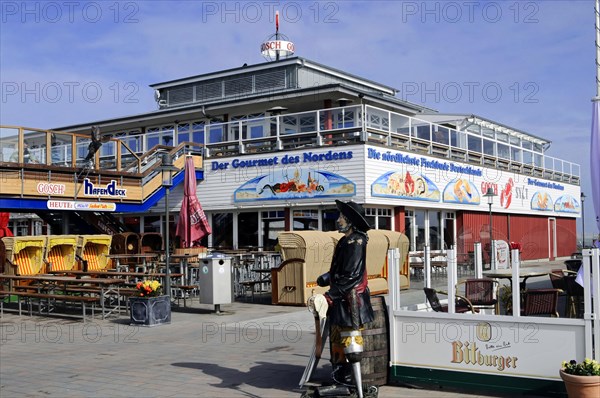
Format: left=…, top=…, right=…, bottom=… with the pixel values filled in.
left=14, top=220, right=29, bottom=236
left=497, top=143, right=510, bottom=160
left=292, top=209, right=318, bottom=231
left=378, top=214, right=392, bottom=230
left=51, top=132, right=73, bottom=165
left=321, top=209, right=338, bottom=231
left=212, top=213, right=233, bottom=249
left=415, top=210, right=426, bottom=251
left=483, top=139, right=495, bottom=156
left=523, top=150, right=533, bottom=165
left=238, top=212, right=258, bottom=249
left=468, top=135, right=482, bottom=153
left=432, top=127, right=449, bottom=145
left=443, top=215, right=455, bottom=250
left=144, top=215, right=161, bottom=233
left=161, top=126, right=175, bottom=146
left=511, top=147, right=522, bottom=162
left=404, top=211, right=413, bottom=251
left=337, top=110, right=355, bottom=128
left=415, top=124, right=431, bottom=140
left=208, top=125, right=225, bottom=143
left=482, top=128, right=495, bottom=139
left=429, top=211, right=441, bottom=251
left=123, top=216, right=141, bottom=233
left=450, top=130, right=466, bottom=149
left=365, top=207, right=377, bottom=231
left=466, top=125, right=480, bottom=135
left=522, top=141, right=532, bottom=150
left=192, top=122, right=205, bottom=144
left=262, top=211, right=284, bottom=250
left=177, top=123, right=190, bottom=144
left=496, top=131, right=508, bottom=143
left=392, top=113, right=410, bottom=136
left=147, top=128, right=160, bottom=150
left=298, top=114, right=322, bottom=134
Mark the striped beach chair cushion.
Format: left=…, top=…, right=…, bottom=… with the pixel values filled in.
left=15, top=249, right=36, bottom=275
left=47, top=246, right=67, bottom=271
left=83, top=245, right=101, bottom=270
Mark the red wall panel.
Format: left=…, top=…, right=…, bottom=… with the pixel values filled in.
left=457, top=212, right=576, bottom=261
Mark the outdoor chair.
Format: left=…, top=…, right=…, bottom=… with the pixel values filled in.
left=455, top=278, right=499, bottom=314
left=564, top=259, right=582, bottom=273
left=423, top=287, right=478, bottom=314
left=521, top=288, right=561, bottom=317
left=549, top=269, right=568, bottom=291
left=563, top=274, right=584, bottom=318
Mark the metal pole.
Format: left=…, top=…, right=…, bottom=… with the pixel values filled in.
left=165, top=186, right=171, bottom=298
left=596, top=0, right=600, bottom=97
left=582, top=194, right=586, bottom=249
left=489, top=202, right=495, bottom=270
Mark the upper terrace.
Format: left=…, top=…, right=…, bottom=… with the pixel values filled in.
left=0, top=103, right=580, bottom=186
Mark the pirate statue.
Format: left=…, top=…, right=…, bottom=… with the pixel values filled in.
left=317, top=200, right=374, bottom=398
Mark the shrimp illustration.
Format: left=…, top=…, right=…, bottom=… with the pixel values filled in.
left=537, top=192, right=549, bottom=209
left=453, top=179, right=472, bottom=202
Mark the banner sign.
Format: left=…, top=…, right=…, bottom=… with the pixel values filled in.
left=47, top=200, right=116, bottom=212
left=367, top=146, right=580, bottom=216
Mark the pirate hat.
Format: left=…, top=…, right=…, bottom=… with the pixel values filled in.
left=335, top=200, right=371, bottom=232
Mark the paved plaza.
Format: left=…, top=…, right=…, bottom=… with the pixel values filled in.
left=0, top=259, right=565, bottom=398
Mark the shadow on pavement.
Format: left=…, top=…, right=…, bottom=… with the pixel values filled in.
left=173, top=361, right=306, bottom=391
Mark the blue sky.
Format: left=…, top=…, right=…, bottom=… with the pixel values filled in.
left=0, top=0, right=596, bottom=236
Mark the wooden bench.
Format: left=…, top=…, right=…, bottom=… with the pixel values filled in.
left=0, top=290, right=100, bottom=321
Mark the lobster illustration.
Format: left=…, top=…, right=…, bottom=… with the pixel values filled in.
left=500, top=178, right=514, bottom=208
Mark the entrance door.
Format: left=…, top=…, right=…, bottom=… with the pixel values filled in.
left=405, top=209, right=455, bottom=252
left=548, top=218, right=556, bottom=260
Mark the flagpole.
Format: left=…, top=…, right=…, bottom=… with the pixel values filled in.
left=596, top=0, right=600, bottom=98
left=593, top=0, right=600, bottom=234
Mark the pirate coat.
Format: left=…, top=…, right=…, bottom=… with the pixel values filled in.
left=326, top=230, right=375, bottom=328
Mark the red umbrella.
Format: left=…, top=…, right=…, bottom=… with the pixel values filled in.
left=0, top=212, right=13, bottom=238
left=175, top=156, right=211, bottom=247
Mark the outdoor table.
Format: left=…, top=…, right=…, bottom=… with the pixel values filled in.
left=107, top=253, right=159, bottom=272
left=483, top=270, right=549, bottom=291
left=250, top=268, right=273, bottom=291
left=170, top=254, right=200, bottom=285
left=0, top=274, right=125, bottom=318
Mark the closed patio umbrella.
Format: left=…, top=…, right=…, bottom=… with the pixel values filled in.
left=175, top=156, right=211, bottom=247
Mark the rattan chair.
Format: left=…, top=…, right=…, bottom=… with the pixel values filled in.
left=521, top=288, right=561, bottom=317
left=549, top=269, right=567, bottom=291
left=424, top=287, right=478, bottom=313
left=455, top=278, right=499, bottom=313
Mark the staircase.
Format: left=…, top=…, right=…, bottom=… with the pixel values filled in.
left=36, top=211, right=132, bottom=235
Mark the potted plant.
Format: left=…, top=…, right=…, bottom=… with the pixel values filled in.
left=499, top=285, right=512, bottom=314
left=129, top=280, right=171, bottom=327
left=560, top=358, right=600, bottom=398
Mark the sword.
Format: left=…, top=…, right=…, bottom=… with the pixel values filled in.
left=299, top=294, right=329, bottom=387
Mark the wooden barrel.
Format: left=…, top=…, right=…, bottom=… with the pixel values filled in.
left=327, top=295, right=390, bottom=386
left=360, top=295, right=389, bottom=386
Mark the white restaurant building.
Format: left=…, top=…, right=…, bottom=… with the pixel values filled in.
left=56, top=56, right=581, bottom=261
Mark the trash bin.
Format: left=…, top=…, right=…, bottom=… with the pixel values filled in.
left=198, top=254, right=232, bottom=312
